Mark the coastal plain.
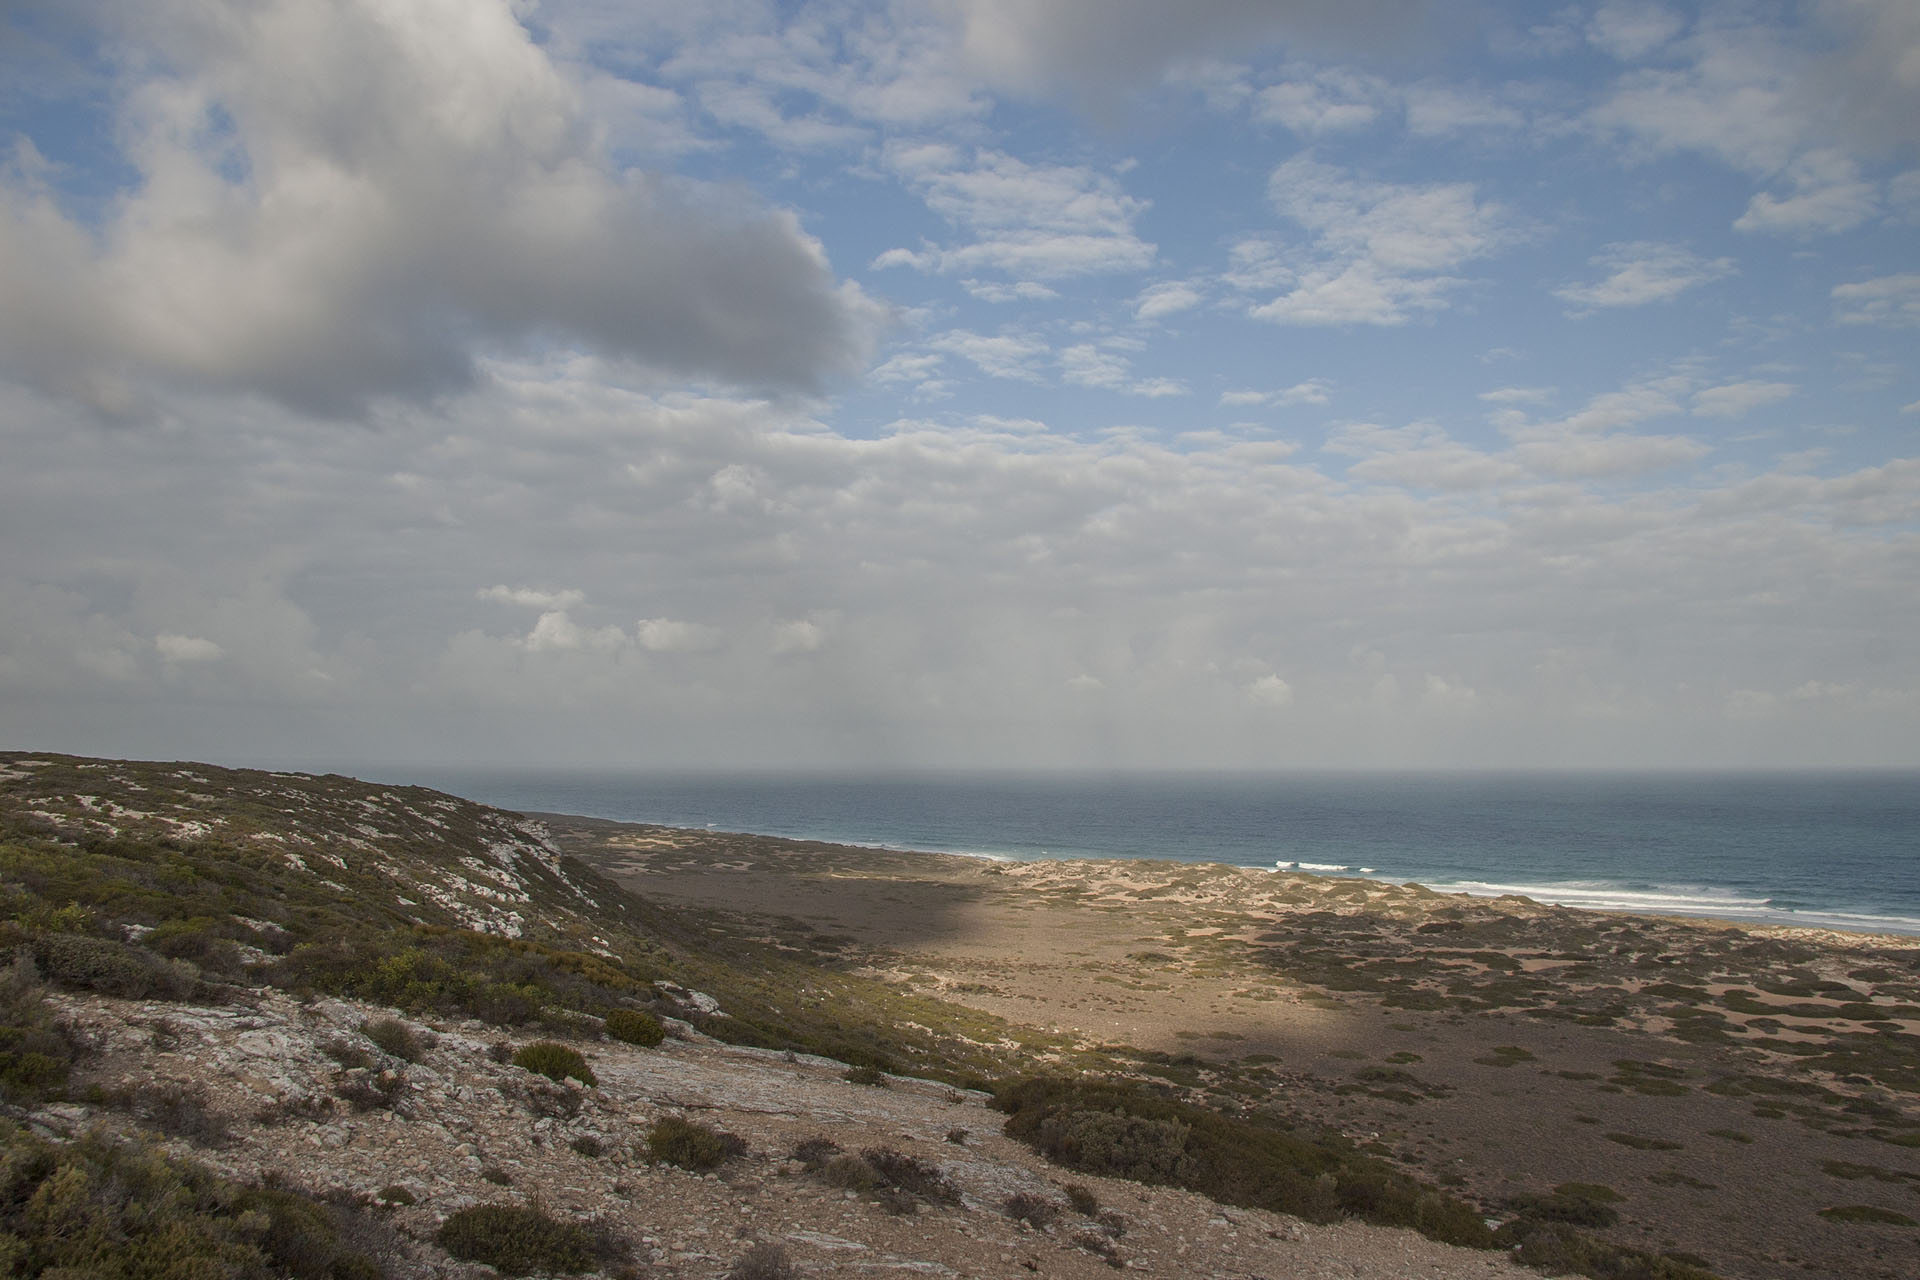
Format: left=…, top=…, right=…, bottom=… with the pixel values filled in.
left=552, top=816, right=1920, bottom=1280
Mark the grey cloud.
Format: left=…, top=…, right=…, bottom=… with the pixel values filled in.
left=952, top=0, right=1453, bottom=105
left=0, top=0, right=883, bottom=418
left=4, top=366, right=1916, bottom=768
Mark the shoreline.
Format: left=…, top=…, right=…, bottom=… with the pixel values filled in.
left=531, top=811, right=1920, bottom=944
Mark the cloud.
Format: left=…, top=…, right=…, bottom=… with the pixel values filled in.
left=1247, top=674, right=1293, bottom=706
left=635, top=618, right=723, bottom=653
left=1478, top=386, right=1555, bottom=405
left=877, top=144, right=1154, bottom=278
left=951, top=0, right=1440, bottom=105
left=1554, top=242, right=1736, bottom=310
left=1134, top=281, right=1204, bottom=321
left=964, top=280, right=1061, bottom=302
left=1402, top=84, right=1528, bottom=136
left=1253, top=69, right=1385, bottom=134
left=155, top=634, right=223, bottom=664
left=770, top=618, right=826, bottom=655
left=1734, top=150, right=1879, bottom=235
left=1059, top=344, right=1187, bottom=396
left=522, top=610, right=627, bottom=654
left=480, top=586, right=587, bottom=611
left=1585, top=3, right=1685, bottom=61
left=1832, top=273, right=1920, bottom=326
left=1691, top=380, right=1796, bottom=418
left=1240, top=156, right=1506, bottom=326
left=1220, top=380, right=1333, bottom=407
left=929, top=329, right=1050, bottom=380
left=0, top=0, right=881, bottom=417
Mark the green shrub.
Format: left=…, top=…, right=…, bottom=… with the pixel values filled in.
left=647, top=1116, right=745, bottom=1171
left=604, top=1007, right=665, bottom=1046
left=726, top=1241, right=798, bottom=1280
left=1509, top=1183, right=1622, bottom=1228
left=0, top=1123, right=387, bottom=1279
left=361, top=1018, right=423, bottom=1063
left=32, top=932, right=195, bottom=999
left=1006, top=1191, right=1061, bottom=1227
left=434, top=1204, right=611, bottom=1275
left=1817, top=1204, right=1918, bottom=1225
left=1501, top=1221, right=1723, bottom=1279
left=0, top=959, right=75, bottom=1104
left=1064, top=1183, right=1101, bottom=1215
left=995, top=1077, right=1492, bottom=1248
left=844, top=1064, right=888, bottom=1086
left=512, top=1041, right=595, bottom=1086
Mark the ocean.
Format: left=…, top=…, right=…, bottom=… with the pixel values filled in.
left=379, top=769, right=1920, bottom=937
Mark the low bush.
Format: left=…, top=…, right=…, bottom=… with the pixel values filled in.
left=1508, top=1183, right=1622, bottom=1229
left=1817, top=1204, right=1918, bottom=1225
left=647, top=1116, right=745, bottom=1171
left=862, top=1147, right=960, bottom=1206
left=1500, top=1221, right=1723, bottom=1279
left=844, top=1064, right=889, bottom=1086
left=0, top=957, right=76, bottom=1104
left=604, top=1007, right=665, bottom=1047
left=1064, top=1183, right=1101, bottom=1215
left=32, top=932, right=196, bottom=999
left=512, top=1041, right=596, bottom=1086
left=435, top=1203, right=618, bottom=1276
left=725, top=1241, right=798, bottom=1280
left=361, top=1018, right=424, bottom=1063
left=115, top=1080, right=232, bottom=1147
left=0, top=1123, right=388, bottom=1279
left=1005, top=1191, right=1061, bottom=1228
left=995, top=1077, right=1492, bottom=1248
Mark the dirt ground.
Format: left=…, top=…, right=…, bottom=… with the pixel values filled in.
left=550, top=817, right=1920, bottom=1280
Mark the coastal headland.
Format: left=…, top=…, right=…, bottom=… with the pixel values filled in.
left=550, top=814, right=1920, bottom=1280
left=2, top=753, right=1915, bottom=1280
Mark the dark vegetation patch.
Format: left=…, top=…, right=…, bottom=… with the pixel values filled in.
left=603, top=1007, right=665, bottom=1046
left=789, top=1136, right=959, bottom=1213
left=512, top=1040, right=596, bottom=1086
left=0, top=1123, right=392, bottom=1279
left=434, top=1203, right=625, bottom=1275
left=1815, top=1204, right=1918, bottom=1226
left=647, top=1116, right=746, bottom=1171
left=993, top=1076, right=1493, bottom=1248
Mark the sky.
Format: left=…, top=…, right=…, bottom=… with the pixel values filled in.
left=0, top=0, right=1916, bottom=772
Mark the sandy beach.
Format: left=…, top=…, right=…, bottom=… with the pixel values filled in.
left=545, top=815, right=1920, bottom=1280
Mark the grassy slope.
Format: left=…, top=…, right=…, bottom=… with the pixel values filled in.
left=0, top=753, right=1722, bottom=1279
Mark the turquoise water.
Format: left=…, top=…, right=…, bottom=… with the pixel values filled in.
left=380, top=770, right=1920, bottom=936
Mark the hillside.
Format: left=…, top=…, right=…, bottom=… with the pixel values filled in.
left=2, top=752, right=1914, bottom=1279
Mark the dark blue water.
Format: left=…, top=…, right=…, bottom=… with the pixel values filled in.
left=376, top=770, right=1920, bottom=936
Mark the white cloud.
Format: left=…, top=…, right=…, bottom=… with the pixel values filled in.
left=1691, top=380, right=1796, bottom=419
left=1478, top=386, right=1555, bottom=405
left=522, top=610, right=626, bottom=654
left=1253, top=70, right=1384, bottom=134
left=929, top=330, right=1050, bottom=381
left=155, top=633, right=223, bottom=663
left=1241, top=158, right=1506, bottom=327
left=1554, top=242, right=1736, bottom=310
left=1586, top=3, right=1685, bottom=61
left=480, top=585, right=588, bottom=611
left=635, top=618, right=722, bottom=653
left=964, top=280, right=1061, bottom=302
left=1134, top=281, right=1204, bottom=321
left=770, top=618, right=826, bottom=655
left=1832, top=273, right=1920, bottom=327
left=1402, top=84, right=1528, bottom=136
left=1059, top=345, right=1187, bottom=397
left=878, top=144, right=1154, bottom=279
left=1247, top=674, right=1293, bottom=706
left=1734, top=150, right=1879, bottom=235
left=0, top=0, right=882, bottom=417
left=1220, top=380, right=1333, bottom=408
